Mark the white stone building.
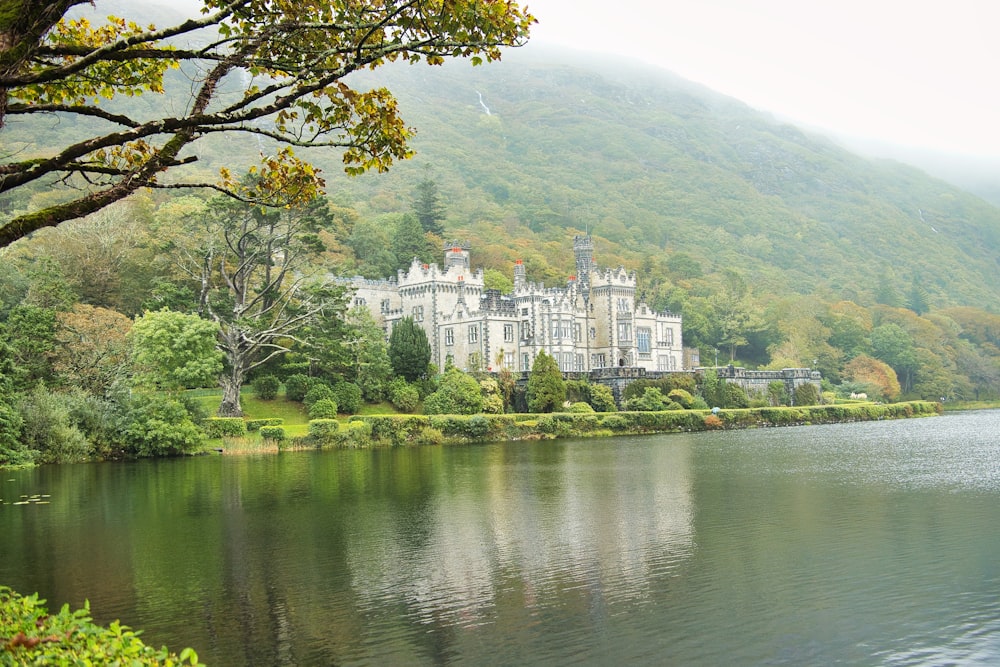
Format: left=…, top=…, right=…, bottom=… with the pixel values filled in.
left=348, top=235, right=683, bottom=375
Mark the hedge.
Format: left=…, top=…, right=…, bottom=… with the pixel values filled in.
left=254, top=401, right=940, bottom=449
left=259, top=426, right=286, bottom=443
left=201, top=417, right=248, bottom=438
left=247, top=418, right=284, bottom=431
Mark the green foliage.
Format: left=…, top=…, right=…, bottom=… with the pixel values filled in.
left=5, top=304, right=56, bottom=391
left=423, top=367, right=484, bottom=415
left=284, top=373, right=314, bottom=402
left=253, top=375, right=281, bottom=400
left=588, top=384, right=618, bottom=412
left=568, top=401, right=595, bottom=413
left=15, top=387, right=91, bottom=464
left=700, top=369, right=723, bottom=408
left=247, top=418, right=284, bottom=431
left=129, top=309, right=222, bottom=391
left=527, top=351, right=564, bottom=413
left=123, top=393, right=205, bottom=457
left=308, top=398, right=340, bottom=420
left=258, top=425, right=287, bottom=443
left=308, top=419, right=340, bottom=443
left=414, top=178, right=447, bottom=235
left=623, top=387, right=671, bottom=412
left=201, top=417, right=248, bottom=439
left=721, top=383, right=750, bottom=408
left=389, top=317, right=431, bottom=382
left=0, top=402, right=29, bottom=466
left=388, top=378, right=420, bottom=413
left=303, top=382, right=335, bottom=409
left=666, top=388, right=696, bottom=409
left=793, top=383, right=820, bottom=407
left=331, top=381, right=362, bottom=415
left=0, top=586, right=202, bottom=665
left=767, top=381, right=790, bottom=406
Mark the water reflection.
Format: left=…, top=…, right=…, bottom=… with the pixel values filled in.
left=3, top=412, right=1000, bottom=665
left=345, top=440, right=694, bottom=634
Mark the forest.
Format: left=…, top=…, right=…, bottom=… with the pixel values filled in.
left=2, top=4, right=1000, bottom=467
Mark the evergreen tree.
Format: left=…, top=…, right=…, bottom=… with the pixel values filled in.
left=413, top=179, right=446, bottom=235
left=527, top=351, right=565, bottom=413
left=391, top=213, right=432, bottom=268
left=388, top=317, right=431, bottom=382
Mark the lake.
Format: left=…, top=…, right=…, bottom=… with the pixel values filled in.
left=3, top=411, right=1000, bottom=665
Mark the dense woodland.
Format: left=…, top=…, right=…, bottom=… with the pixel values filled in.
left=3, top=33, right=1000, bottom=465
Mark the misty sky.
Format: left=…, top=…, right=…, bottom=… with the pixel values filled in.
left=527, top=0, right=1000, bottom=158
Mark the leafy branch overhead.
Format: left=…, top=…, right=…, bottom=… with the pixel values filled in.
left=0, top=0, right=534, bottom=247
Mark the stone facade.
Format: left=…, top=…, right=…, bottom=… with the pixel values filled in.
left=700, top=365, right=823, bottom=403
left=348, top=235, right=684, bottom=374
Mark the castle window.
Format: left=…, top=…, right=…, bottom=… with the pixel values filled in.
left=504, top=352, right=514, bottom=368
left=380, top=299, right=390, bottom=314
left=522, top=353, right=531, bottom=371
left=661, top=324, right=674, bottom=346
left=617, top=322, right=632, bottom=342
left=468, top=325, right=479, bottom=344
left=355, top=297, right=366, bottom=307
left=469, top=352, right=481, bottom=370
left=521, top=307, right=529, bottom=316
left=637, top=327, right=651, bottom=354
left=575, top=354, right=585, bottom=371
left=445, top=327, right=454, bottom=346
left=412, top=305, right=424, bottom=322
left=590, top=327, right=596, bottom=340
left=592, top=353, right=606, bottom=368
left=657, top=355, right=670, bottom=371
left=503, top=323, right=515, bottom=342
left=573, top=323, right=581, bottom=343
left=521, top=321, right=532, bottom=339
left=617, top=297, right=630, bottom=312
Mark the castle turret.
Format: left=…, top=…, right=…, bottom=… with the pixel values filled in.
left=573, top=235, right=594, bottom=287
left=513, top=258, right=526, bottom=291
left=444, top=241, right=471, bottom=271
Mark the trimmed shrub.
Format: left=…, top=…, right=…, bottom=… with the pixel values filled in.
left=247, top=418, right=283, bottom=431
left=303, top=382, right=335, bottom=409
left=331, top=382, right=362, bottom=415
left=568, top=401, right=595, bottom=413
left=284, top=373, right=314, bottom=402
left=336, top=420, right=372, bottom=447
left=201, top=417, right=248, bottom=438
left=252, top=375, right=280, bottom=400
left=258, top=425, right=286, bottom=443
left=308, top=419, right=339, bottom=443
left=308, top=397, right=339, bottom=419
left=388, top=379, right=420, bottom=413
left=703, top=414, right=724, bottom=429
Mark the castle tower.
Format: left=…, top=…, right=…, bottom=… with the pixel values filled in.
left=444, top=241, right=471, bottom=271
left=573, top=235, right=594, bottom=287
left=513, top=259, right=526, bottom=291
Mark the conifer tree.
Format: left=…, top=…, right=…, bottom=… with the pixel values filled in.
left=388, top=317, right=431, bottom=382
left=527, top=350, right=565, bottom=413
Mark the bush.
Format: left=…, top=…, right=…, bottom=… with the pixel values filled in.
left=308, top=419, right=339, bottom=443
left=588, top=384, right=617, bottom=412
left=201, top=417, right=248, bottom=438
left=303, top=382, right=334, bottom=409
left=0, top=586, right=201, bottom=665
left=568, top=401, right=595, bottom=413
left=246, top=418, right=283, bottom=431
left=388, top=378, right=420, bottom=413
left=258, top=425, right=286, bottom=443
left=252, top=375, right=280, bottom=400
left=15, top=387, right=91, bottom=464
left=667, top=388, right=695, bottom=409
left=284, top=373, right=314, bottom=402
left=793, top=383, right=820, bottom=407
left=123, top=394, right=205, bottom=457
left=704, top=414, right=724, bottom=430
left=331, top=381, right=362, bottom=415
left=308, top=397, right=339, bottom=419
left=721, top=383, right=750, bottom=408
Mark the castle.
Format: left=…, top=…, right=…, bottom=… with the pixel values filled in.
left=348, top=235, right=684, bottom=375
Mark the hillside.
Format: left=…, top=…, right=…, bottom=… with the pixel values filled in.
left=301, top=46, right=1000, bottom=312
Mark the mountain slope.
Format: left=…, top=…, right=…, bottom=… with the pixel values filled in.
left=323, top=46, right=1000, bottom=311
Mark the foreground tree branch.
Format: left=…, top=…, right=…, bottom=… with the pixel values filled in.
left=0, top=0, right=534, bottom=247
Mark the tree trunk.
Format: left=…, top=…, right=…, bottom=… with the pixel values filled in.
left=218, top=372, right=244, bottom=417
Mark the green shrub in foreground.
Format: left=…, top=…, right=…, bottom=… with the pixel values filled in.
left=247, top=418, right=283, bottom=431
left=252, top=375, right=280, bottom=400
left=201, top=417, right=248, bottom=438
left=0, top=585, right=202, bottom=665
left=259, top=425, right=286, bottom=443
